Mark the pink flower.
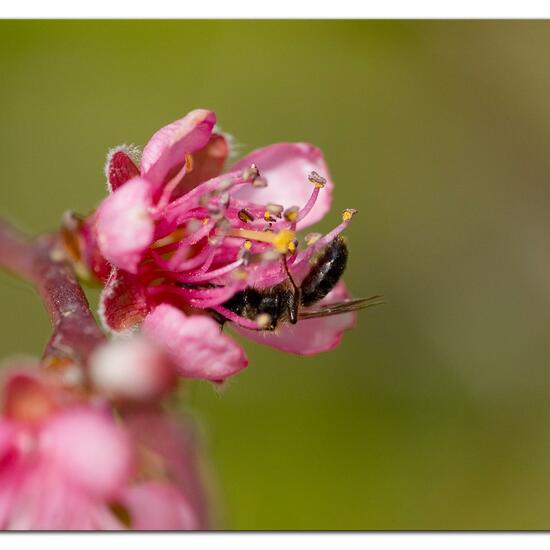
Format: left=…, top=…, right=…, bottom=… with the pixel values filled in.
left=0, top=368, right=204, bottom=530
left=76, top=110, right=359, bottom=379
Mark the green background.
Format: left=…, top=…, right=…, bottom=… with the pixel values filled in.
left=2, top=20, right=550, bottom=529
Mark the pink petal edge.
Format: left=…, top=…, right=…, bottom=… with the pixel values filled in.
left=142, top=304, right=248, bottom=380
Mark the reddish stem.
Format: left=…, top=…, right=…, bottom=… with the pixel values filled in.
left=0, top=218, right=104, bottom=366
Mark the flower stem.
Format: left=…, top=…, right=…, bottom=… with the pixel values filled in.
left=0, top=218, right=104, bottom=367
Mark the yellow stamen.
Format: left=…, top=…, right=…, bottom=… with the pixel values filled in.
left=228, top=228, right=296, bottom=254
left=185, top=153, right=194, bottom=173
left=243, top=240, right=252, bottom=250
left=284, top=206, right=299, bottom=223
left=272, top=229, right=296, bottom=253
left=288, top=241, right=296, bottom=253
left=202, top=217, right=210, bottom=225
left=342, top=208, right=358, bottom=222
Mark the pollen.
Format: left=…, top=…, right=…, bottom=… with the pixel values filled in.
left=256, top=313, right=272, bottom=329
left=238, top=209, right=255, bottom=223
left=263, top=211, right=276, bottom=222
left=227, top=227, right=296, bottom=253
left=202, top=217, right=210, bottom=225
left=287, top=240, right=297, bottom=253
left=342, top=208, right=358, bottom=222
left=272, top=229, right=296, bottom=254
left=284, top=206, right=299, bottom=223
left=308, top=171, right=327, bottom=189
left=243, top=240, right=252, bottom=250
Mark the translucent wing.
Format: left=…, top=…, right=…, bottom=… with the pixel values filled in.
left=297, top=295, right=385, bottom=321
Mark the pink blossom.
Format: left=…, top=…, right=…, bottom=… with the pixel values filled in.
left=0, top=369, right=203, bottom=530
left=76, top=110, right=359, bottom=375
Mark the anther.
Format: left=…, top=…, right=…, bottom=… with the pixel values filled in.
left=266, top=203, right=284, bottom=218
left=242, top=163, right=260, bottom=180
left=263, top=211, right=276, bottom=223
left=284, top=206, right=300, bottom=223
left=287, top=240, right=297, bottom=254
left=342, top=208, right=358, bottom=222
left=308, top=171, right=327, bottom=189
left=272, top=229, right=296, bottom=254
left=252, top=176, right=268, bottom=188
left=238, top=209, right=255, bottom=223
left=184, top=153, right=194, bottom=173
left=243, top=240, right=252, bottom=250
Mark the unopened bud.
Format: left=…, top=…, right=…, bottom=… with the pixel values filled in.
left=90, top=338, right=176, bottom=402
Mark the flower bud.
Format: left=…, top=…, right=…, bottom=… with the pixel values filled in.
left=90, top=338, right=176, bottom=402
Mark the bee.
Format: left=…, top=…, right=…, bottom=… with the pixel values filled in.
left=217, top=236, right=383, bottom=331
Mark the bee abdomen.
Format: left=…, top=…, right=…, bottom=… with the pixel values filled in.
left=300, top=236, right=348, bottom=307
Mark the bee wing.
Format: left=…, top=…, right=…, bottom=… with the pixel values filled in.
left=297, top=295, right=385, bottom=321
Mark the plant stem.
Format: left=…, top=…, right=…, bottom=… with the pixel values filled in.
left=0, top=218, right=104, bottom=366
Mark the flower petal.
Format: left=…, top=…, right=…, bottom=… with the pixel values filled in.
left=142, top=304, right=248, bottom=380
left=173, top=133, right=228, bottom=196
left=2, top=372, right=57, bottom=424
left=234, top=282, right=356, bottom=355
left=40, top=406, right=133, bottom=499
left=96, top=177, right=154, bottom=273
left=230, top=143, right=333, bottom=229
left=121, top=482, right=199, bottom=530
left=141, top=109, right=216, bottom=190
left=99, top=269, right=150, bottom=332
left=124, top=410, right=209, bottom=528
left=0, top=421, right=16, bottom=459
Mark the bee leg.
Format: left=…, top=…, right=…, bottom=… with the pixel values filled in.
left=208, top=308, right=228, bottom=328
left=283, top=255, right=300, bottom=324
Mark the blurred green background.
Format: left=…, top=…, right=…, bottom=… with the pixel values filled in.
left=2, top=20, right=550, bottom=529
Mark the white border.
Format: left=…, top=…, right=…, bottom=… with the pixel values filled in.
left=5, top=533, right=550, bottom=549
left=2, top=0, right=550, bottom=19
